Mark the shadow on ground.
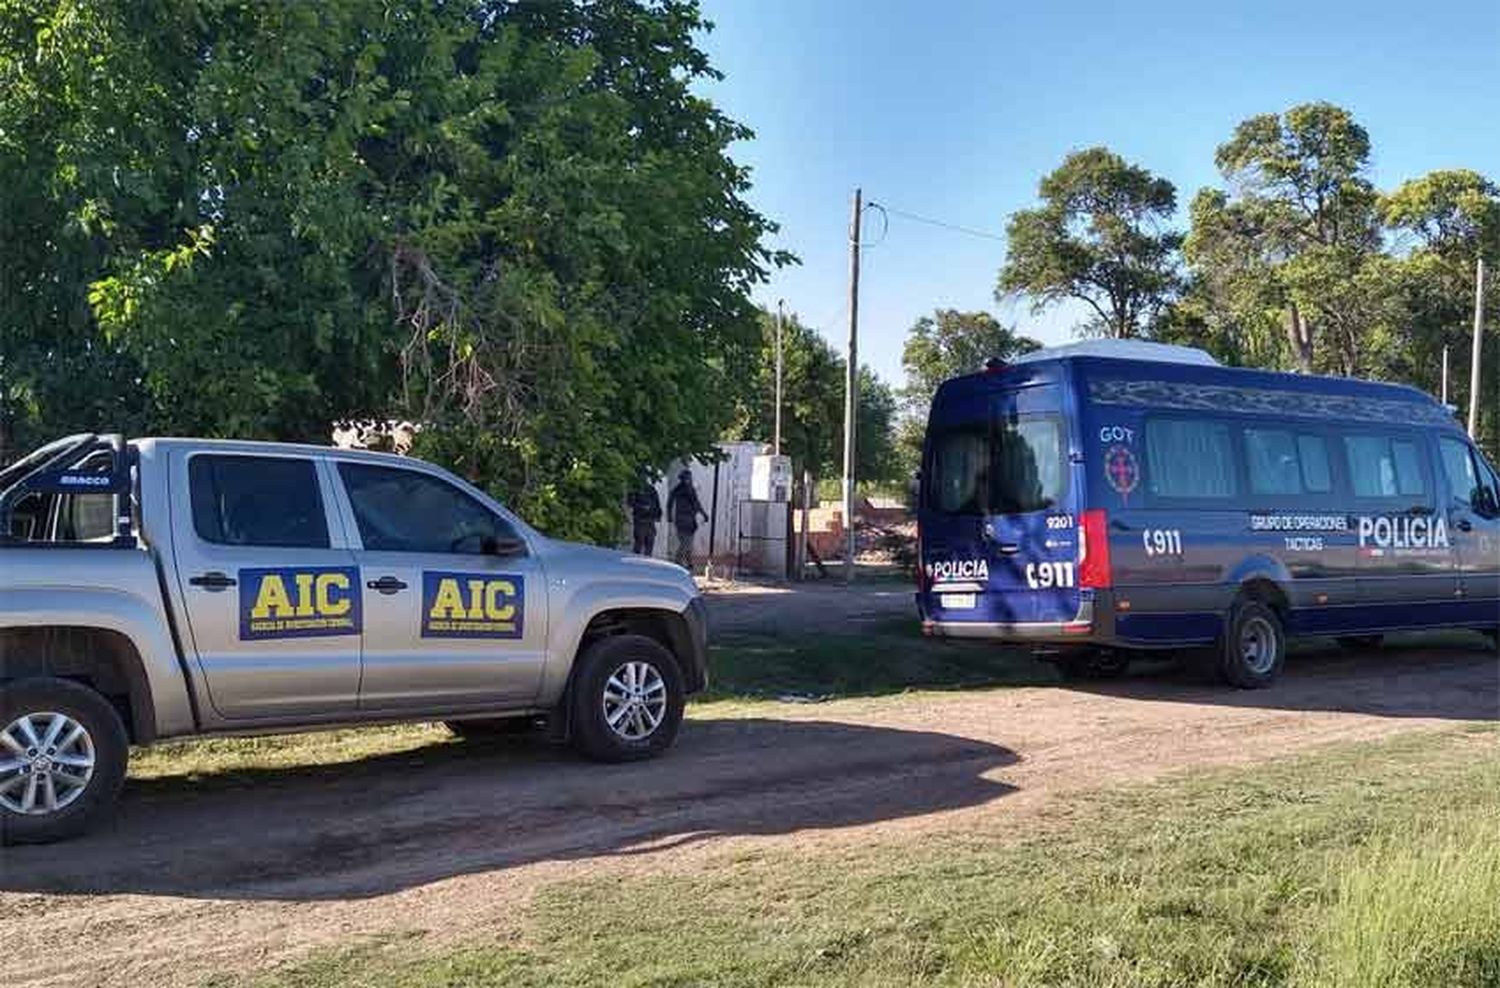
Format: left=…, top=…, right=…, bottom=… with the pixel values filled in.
left=0, top=718, right=1018, bottom=903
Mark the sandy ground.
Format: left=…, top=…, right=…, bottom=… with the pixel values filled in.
left=2, top=585, right=1496, bottom=987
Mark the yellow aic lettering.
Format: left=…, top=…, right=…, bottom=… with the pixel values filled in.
left=250, top=574, right=294, bottom=619
left=428, top=578, right=467, bottom=621
left=293, top=572, right=316, bottom=617
left=484, top=580, right=516, bottom=621
left=316, top=572, right=351, bottom=615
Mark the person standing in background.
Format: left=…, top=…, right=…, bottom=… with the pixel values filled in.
left=627, top=474, right=663, bottom=556
left=666, top=469, right=709, bottom=571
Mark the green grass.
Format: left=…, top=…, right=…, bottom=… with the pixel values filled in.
left=220, top=726, right=1500, bottom=988
left=705, top=617, right=1049, bottom=701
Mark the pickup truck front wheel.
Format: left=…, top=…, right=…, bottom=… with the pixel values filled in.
left=1, top=677, right=128, bottom=845
left=570, top=635, right=685, bottom=762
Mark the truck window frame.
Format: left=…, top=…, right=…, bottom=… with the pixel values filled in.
left=187, top=453, right=334, bottom=549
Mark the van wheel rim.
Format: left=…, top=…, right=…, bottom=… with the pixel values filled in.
left=0, top=712, right=95, bottom=816
left=602, top=661, right=667, bottom=741
left=1239, top=616, right=1278, bottom=675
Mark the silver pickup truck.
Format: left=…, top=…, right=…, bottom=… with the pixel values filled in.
left=0, top=434, right=708, bottom=844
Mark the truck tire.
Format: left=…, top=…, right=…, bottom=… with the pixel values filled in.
left=1218, top=598, right=1285, bottom=689
left=569, top=635, right=684, bottom=763
left=0, top=677, right=128, bottom=845
left=1335, top=635, right=1383, bottom=652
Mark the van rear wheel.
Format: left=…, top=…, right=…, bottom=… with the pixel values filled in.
left=1219, top=598, right=1285, bottom=689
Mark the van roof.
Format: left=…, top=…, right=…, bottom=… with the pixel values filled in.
left=1011, top=340, right=1220, bottom=367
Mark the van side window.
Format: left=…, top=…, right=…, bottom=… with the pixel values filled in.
left=1244, top=429, right=1332, bottom=496
left=1144, top=419, right=1236, bottom=499
left=1344, top=435, right=1425, bottom=499
left=189, top=455, right=331, bottom=548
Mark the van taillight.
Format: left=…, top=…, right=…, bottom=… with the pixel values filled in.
left=1078, top=509, right=1112, bottom=589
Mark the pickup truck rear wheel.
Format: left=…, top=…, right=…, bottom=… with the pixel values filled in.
left=570, top=635, right=684, bottom=762
left=0, top=677, right=128, bottom=845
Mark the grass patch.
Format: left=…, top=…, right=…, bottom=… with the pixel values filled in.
left=706, top=617, right=1048, bottom=701
left=228, top=726, right=1500, bottom=988
left=130, top=723, right=452, bottom=781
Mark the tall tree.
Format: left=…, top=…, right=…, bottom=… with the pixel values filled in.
left=1192, top=102, right=1384, bottom=375
left=0, top=0, right=787, bottom=542
left=730, top=307, right=899, bottom=488
left=998, top=147, right=1182, bottom=339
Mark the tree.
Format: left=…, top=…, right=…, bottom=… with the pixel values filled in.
left=730, top=307, right=900, bottom=489
left=997, top=147, right=1182, bottom=339
left=1191, top=102, right=1384, bottom=375
left=0, top=1, right=787, bottom=542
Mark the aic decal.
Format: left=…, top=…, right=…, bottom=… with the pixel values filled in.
left=423, top=571, right=525, bottom=639
left=239, top=567, right=361, bottom=640
left=1357, top=515, right=1449, bottom=556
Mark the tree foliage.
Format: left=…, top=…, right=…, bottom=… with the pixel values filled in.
left=0, top=0, right=787, bottom=542
left=997, top=147, right=1182, bottom=339
left=729, top=307, right=899, bottom=488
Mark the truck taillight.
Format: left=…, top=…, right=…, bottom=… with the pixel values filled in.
left=1078, top=509, right=1112, bottom=589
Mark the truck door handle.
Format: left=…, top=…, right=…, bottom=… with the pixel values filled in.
left=366, top=576, right=408, bottom=594
left=189, top=571, right=236, bottom=591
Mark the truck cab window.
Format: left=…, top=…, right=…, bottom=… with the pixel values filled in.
left=189, top=455, right=330, bottom=548
left=338, top=463, right=519, bottom=555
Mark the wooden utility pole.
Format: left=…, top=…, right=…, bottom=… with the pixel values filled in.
left=1469, top=256, right=1485, bottom=438
left=841, top=188, right=862, bottom=583
left=774, top=299, right=785, bottom=456
left=1441, top=345, right=1450, bottom=404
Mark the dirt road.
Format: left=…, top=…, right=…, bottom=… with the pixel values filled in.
left=2, top=587, right=1495, bottom=987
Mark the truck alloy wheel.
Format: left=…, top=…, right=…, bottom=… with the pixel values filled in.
left=570, top=634, right=684, bottom=762
left=0, top=677, right=128, bottom=845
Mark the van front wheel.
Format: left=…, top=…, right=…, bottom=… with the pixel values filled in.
left=1219, top=599, right=1285, bottom=689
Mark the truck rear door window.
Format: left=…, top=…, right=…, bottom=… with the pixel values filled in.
left=189, top=455, right=330, bottom=548
left=1144, top=419, right=1237, bottom=499
left=928, top=417, right=1063, bottom=515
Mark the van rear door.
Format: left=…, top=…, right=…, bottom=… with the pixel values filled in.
left=921, top=375, right=1081, bottom=628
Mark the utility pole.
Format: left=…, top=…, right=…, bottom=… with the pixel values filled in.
left=842, top=188, right=862, bottom=584
left=774, top=298, right=785, bottom=456
left=1469, top=255, right=1486, bottom=438
left=1441, top=345, right=1450, bottom=405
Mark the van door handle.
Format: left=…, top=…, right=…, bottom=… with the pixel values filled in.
left=366, top=576, right=408, bottom=594
left=1455, top=518, right=1473, bottom=532
left=996, top=543, right=1021, bottom=555
left=189, top=571, right=236, bottom=591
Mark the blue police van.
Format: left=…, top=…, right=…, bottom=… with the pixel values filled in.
left=916, top=340, right=1500, bottom=687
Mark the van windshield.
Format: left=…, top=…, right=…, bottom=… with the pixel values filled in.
left=928, top=416, right=1064, bottom=515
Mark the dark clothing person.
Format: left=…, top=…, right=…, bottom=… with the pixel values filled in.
left=666, top=472, right=708, bottom=570
left=627, top=484, right=662, bottom=556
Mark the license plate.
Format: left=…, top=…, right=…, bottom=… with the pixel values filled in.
left=939, top=593, right=976, bottom=610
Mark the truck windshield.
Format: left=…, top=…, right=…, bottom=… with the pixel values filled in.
left=928, top=416, right=1064, bottom=515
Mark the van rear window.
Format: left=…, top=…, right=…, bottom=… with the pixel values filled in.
left=928, top=417, right=1064, bottom=515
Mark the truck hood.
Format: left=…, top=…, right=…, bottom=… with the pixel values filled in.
left=539, top=539, right=696, bottom=592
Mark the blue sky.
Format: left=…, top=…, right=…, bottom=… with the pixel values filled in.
left=696, top=0, right=1500, bottom=386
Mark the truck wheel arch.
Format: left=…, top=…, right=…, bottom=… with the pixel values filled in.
left=575, top=608, right=706, bottom=694
left=0, top=627, right=157, bottom=744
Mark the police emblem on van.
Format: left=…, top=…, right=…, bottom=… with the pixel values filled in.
left=239, top=566, right=362, bottom=640
left=1104, top=444, right=1139, bottom=495
left=422, top=571, right=525, bottom=639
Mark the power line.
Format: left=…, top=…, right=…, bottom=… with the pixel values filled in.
left=867, top=201, right=1007, bottom=244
